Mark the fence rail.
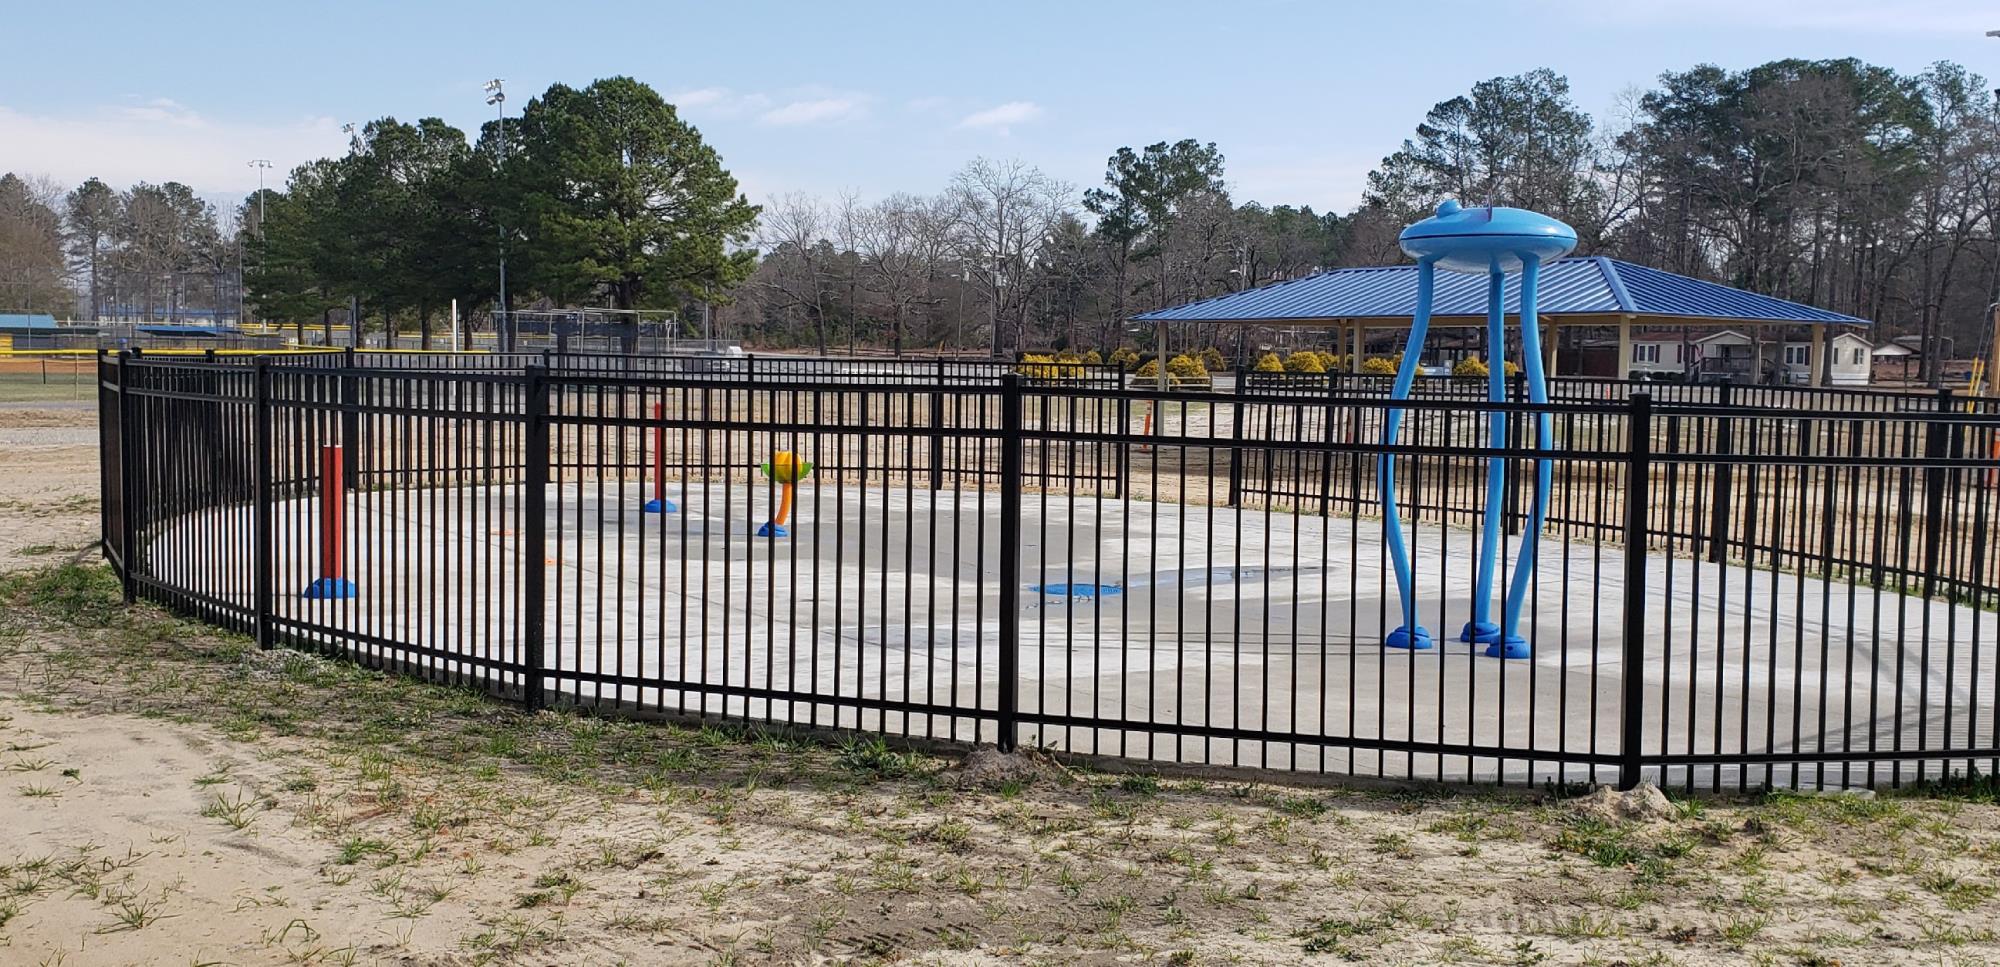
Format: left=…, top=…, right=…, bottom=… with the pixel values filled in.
left=100, top=351, right=2000, bottom=791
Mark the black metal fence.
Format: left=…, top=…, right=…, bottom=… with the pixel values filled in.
left=100, top=351, right=2000, bottom=791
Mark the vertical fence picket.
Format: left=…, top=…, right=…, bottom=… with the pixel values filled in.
left=1922, top=389, right=1953, bottom=600
left=522, top=365, right=550, bottom=711
left=1706, top=383, right=1734, bottom=564
left=253, top=358, right=274, bottom=650
left=1621, top=392, right=1653, bottom=789
left=116, top=350, right=138, bottom=604
left=997, top=374, right=1022, bottom=752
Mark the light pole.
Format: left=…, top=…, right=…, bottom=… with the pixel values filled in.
left=244, top=160, right=271, bottom=329
left=247, top=159, right=272, bottom=228
left=485, top=79, right=511, bottom=352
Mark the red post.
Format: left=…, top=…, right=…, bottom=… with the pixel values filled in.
left=319, top=446, right=343, bottom=580
left=643, top=402, right=677, bottom=513
left=653, top=403, right=666, bottom=504
left=303, top=444, right=356, bottom=598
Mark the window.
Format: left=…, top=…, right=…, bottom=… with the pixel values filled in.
left=1784, top=345, right=1809, bottom=366
left=1853, top=348, right=1865, bottom=365
left=1632, top=344, right=1660, bottom=363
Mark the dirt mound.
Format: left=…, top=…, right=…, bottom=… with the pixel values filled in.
left=1568, top=783, right=1678, bottom=823
left=955, top=746, right=1061, bottom=789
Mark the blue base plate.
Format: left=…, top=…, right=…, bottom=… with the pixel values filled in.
left=756, top=522, right=789, bottom=538
left=642, top=498, right=678, bottom=513
left=1033, top=582, right=1123, bottom=598
left=1459, top=620, right=1501, bottom=644
left=1385, top=626, right=1433, bottom=650
left=302, top=577, right=357, bottom=600
left=1484, top=635, right=1531, bottom=659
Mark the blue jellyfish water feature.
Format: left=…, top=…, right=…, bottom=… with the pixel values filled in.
left=1381, top=201, right=1578, bottom=659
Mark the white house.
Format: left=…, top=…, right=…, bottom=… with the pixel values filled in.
left=1819, top=331, right=1873, bottom=386
left=1622, top=335, right=1693, bottom=376
left=1688, top=329, right=1871, bottom=385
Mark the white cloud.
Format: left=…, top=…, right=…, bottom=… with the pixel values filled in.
left=1563, top=0, right=1989, bottom=34
left=114, top=97, right=204, bottom=127
left=674, top=86, right=873, bottom=126
left=667, top=86, right=774, bottom=119
left=672, top=87, right=733, bottom=108
left=759, top=97, right=868, bottom=126
left=956, top=101, right=1042, bottom=133
left=0, top=99, right=346, bottom=198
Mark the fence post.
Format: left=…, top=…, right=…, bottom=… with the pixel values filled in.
left=522, top=365, right=550, bottom=711
left=1226, top=384, right=1246, bottom=507
left=997, top=374, right=1023, bottom=752
left=1921, top=388, right=1953, bottom=600
left=1619, top=392, right=1653, bottom=790
left=1706, top=382, right=1734, bottom=564
left=930, top=358, right=946, bottom=492
left=1505, top=371, right=1526, bottom=535
left=252, top=358, right=274, bottom=649
left=1113, top=395, right=1131, bottom=500
left=338, top=352, right=360, bottom=491
left=116, top=350, right=137, bottom=604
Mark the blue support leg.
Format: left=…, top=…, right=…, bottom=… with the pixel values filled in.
left=1495, top=255, right=1551, bottom=659
left=1381, top=258, right=1437, bottom=650
left=1461, top=266, right=1506, bottom=646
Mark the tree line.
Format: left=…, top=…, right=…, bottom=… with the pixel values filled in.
left=3, top=59, right=1997, bottom=375
left=1, top=173, right=238, bottom=322
left=741, top=60, right=2000, bottom=377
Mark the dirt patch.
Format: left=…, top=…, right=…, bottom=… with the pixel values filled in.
left=0, top=406, right=101, bottom=573
left=5, top=572, right=2000, bottom=965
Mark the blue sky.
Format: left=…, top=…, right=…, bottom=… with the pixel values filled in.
left=4, top=0, right=1995, bottom=215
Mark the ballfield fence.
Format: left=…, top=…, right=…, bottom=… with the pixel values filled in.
left=99, top=350, right=2000, bottom=792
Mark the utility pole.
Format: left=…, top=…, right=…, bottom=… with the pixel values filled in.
left=485, top=79, right=511, bottom=352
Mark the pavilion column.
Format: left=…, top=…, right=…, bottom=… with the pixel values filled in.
left=1352, top=325, right=1366, bottom=373
left=1750, top=325, right=1765, bottom=385
left=1544, top=320, right=1561, bottom=378
left=1616, top=315, right=1633, bottom=381
left=1809, top=325, right=1827, bottom=387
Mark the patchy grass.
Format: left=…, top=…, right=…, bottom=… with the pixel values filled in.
left=5, top=563, right=2000, bottom=963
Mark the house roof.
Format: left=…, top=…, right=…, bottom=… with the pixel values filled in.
left=1133, top=256, right=1872, bottom=328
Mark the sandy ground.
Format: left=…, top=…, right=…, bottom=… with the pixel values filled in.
left=7, top=403, right=2000, bottom=965
left=0, top=404, right=101, bottom=573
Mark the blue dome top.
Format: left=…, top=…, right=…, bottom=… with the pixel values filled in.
left=1399, top=201, right=1578, bottom=273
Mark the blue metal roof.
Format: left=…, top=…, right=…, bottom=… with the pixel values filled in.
left=0, top=313, right=57, bottom=330
left=1133, top=257, right=1870, bottom=326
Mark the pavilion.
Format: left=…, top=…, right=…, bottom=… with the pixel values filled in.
left=1133, top=256, right=1871, bottom=386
